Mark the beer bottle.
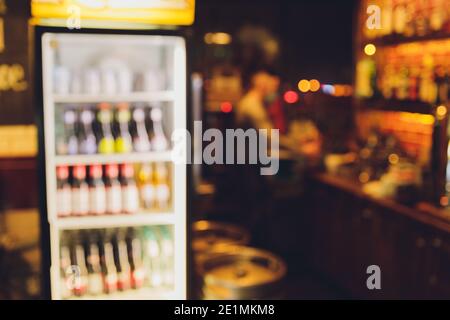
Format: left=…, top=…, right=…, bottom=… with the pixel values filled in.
left=104, top=164, right=122, bottom=215
left=86, top=239, right=104, bottom=296
left=72, top=243, right=89, bottom=297
left=150, top=107, right=169, bottom=151
left=115, top=103, right=133, bottom=154
left=137, top=164, right=155, bottom=210
left=97, top=103, right=115, bottom=154
left=56, top=165, right=72, bottom=218
left=102, top=240, right=118, bottom=294
left=88, top=165, right=106, bottom=215
left=71, top=165, right=90, bottom=216
left=126, top=228, right=145, bottom=290
left=154, top=163, right=170, bottom=210
left=57, top=109, right=78, bottom=155
left=79, top=109, right=97, bottom=154
left=60, top=241, right=73, bottom=299
left=132, top=107, right=151, bottom=152
left=120, top=164, right=139, bottom=214
left=114, top=233, right=131, bottom=291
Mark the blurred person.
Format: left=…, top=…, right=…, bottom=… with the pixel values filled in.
left=236, top=67, right=280, bottom=133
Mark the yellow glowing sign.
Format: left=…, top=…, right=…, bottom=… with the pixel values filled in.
left=32, top=0, right=195, bottom=26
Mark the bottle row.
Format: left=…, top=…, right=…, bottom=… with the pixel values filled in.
left=54, top=65, right=169, bottom=96
left=56, top=163, right=171, bottom=217
left=363, top=0, right=450, bottom=40
left=356, top=57, right=449, bottom=103
left=56, top=103, right=169, bottom=156
left=60, top=226, right=173, bottom=299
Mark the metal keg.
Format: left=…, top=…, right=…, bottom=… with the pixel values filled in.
left=192, top=220, right=250, bottom=262
left=198, top=246, right=287, bottom=300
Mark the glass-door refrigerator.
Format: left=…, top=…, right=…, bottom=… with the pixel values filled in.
left=35, top=27, right=188, bottom=300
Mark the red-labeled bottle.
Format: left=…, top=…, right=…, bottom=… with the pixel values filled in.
left=88, top=165, right=106, bottom=215
left=104, top=164, right=122, bottom=215
left=71, top=165, right=89, bottom=216
left=57, top=165, right=72, bottom=218
left=120, top=164, right=139, bottom=214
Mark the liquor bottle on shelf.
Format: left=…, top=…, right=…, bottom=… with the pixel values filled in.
left=159, top=226, right=174, bottom=287
left=132, top=107, right=151, bottom=152
left=143, top=227, right=163, bottom=287
left=88, top=165, right=106, bottom=215
left=126, top=228, right=145, bottom=290
left=381, top=0, right=394, bottom=37
left=71, top=165, right=89, bottom=216
left=104, top=164, right=122, bottom=215
left=120, top=164, right=139, bottom=214
left=97, top=103, right=115, bottom=154
left=114, top=234, right=131, bottom=291
left=155, top=163, right=171, bottom=210
left=102, top=240, right=118, bottom=294
left=138, top=164, right=155, bottom=210
left=72, top=243, right=89, bottom=297
left=393, top=0, right=407, bottom=35
left=430, top=0, right=446, bottom=32
left=86, top=237, right=104, bottom=296
left=57, top=109, right=79, bottom=155
left=78, top=109, right=97, bottom=155
left=415, top=0, right=430, bottom=37
left=115, top=103, right=133, bottom=154
left=150, top=107, right=169, bottom=151
left=60, top=241, right=73, bottom=299
left=403, top=0, right=416, bottom=37
left=57, top=165, right=72, bottom=218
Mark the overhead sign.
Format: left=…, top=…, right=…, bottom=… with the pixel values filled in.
left=31, top=0, right=195, bottom=26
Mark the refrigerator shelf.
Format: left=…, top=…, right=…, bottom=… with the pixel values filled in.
left=52, top=91, right=176, bottom=104
left=54, top=151, right=173, bottom=166
left=66, top=288, right=177, bottom=300
left=53, top=213, right=176, bottom=230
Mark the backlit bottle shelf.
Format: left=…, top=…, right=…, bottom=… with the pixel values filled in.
left=54, top=151, right=173, bottom=166
left=53, top=212, right=176, bottom=230
left=66, top=288, right=176, bottom=300
left=52, top=91, right=176, bottom=104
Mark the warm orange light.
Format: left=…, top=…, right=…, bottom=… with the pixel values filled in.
left=204, top=32, right=232, bottom=45
left=284, top=90, right=299, bottom=104
left=364, top=43, right=376, bottom=56
left=220, top=101, right=233, bottom=113
left=437, top=105, right=447, bottom=120
left=298, top=79, right=310, bottom=93
left=388, top=153, right=399, bottom=165
left=334, top=85, right=346, bottom=97
left=309, top=79, right=320, bottom=92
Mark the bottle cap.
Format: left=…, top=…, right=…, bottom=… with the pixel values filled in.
left=98, top=102, right=112, bottom=110
left=89, top=164, right=103, bottom=179
left=73, top=165, right=86, bottom=180
left=57, top=166, right=69, bottom=180
left=120, top=163, right=134, bottom=178
left=105, top=164, right=119, bottom=178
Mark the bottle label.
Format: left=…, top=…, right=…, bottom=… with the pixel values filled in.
left=122, top=185, right=139, bottom=213
left=104, top=273, right=118, bottom=293
left=156, top=184, right=170, bottom=208
left=140, top=184, right=155, bottom=209
left=106, top=185, right=122, bottom=214
left=72, top=186, right=89, bottom=215
left=57, top=187, right=72, bottom=217
left=88, top=273, right=104, bottom=295
left=89, top=186, right=106, bottom=215
left=132, top=268, right=145, bottom=289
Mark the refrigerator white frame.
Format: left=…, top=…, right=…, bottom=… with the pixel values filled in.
left=41, top=32, right=187, bottom=300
